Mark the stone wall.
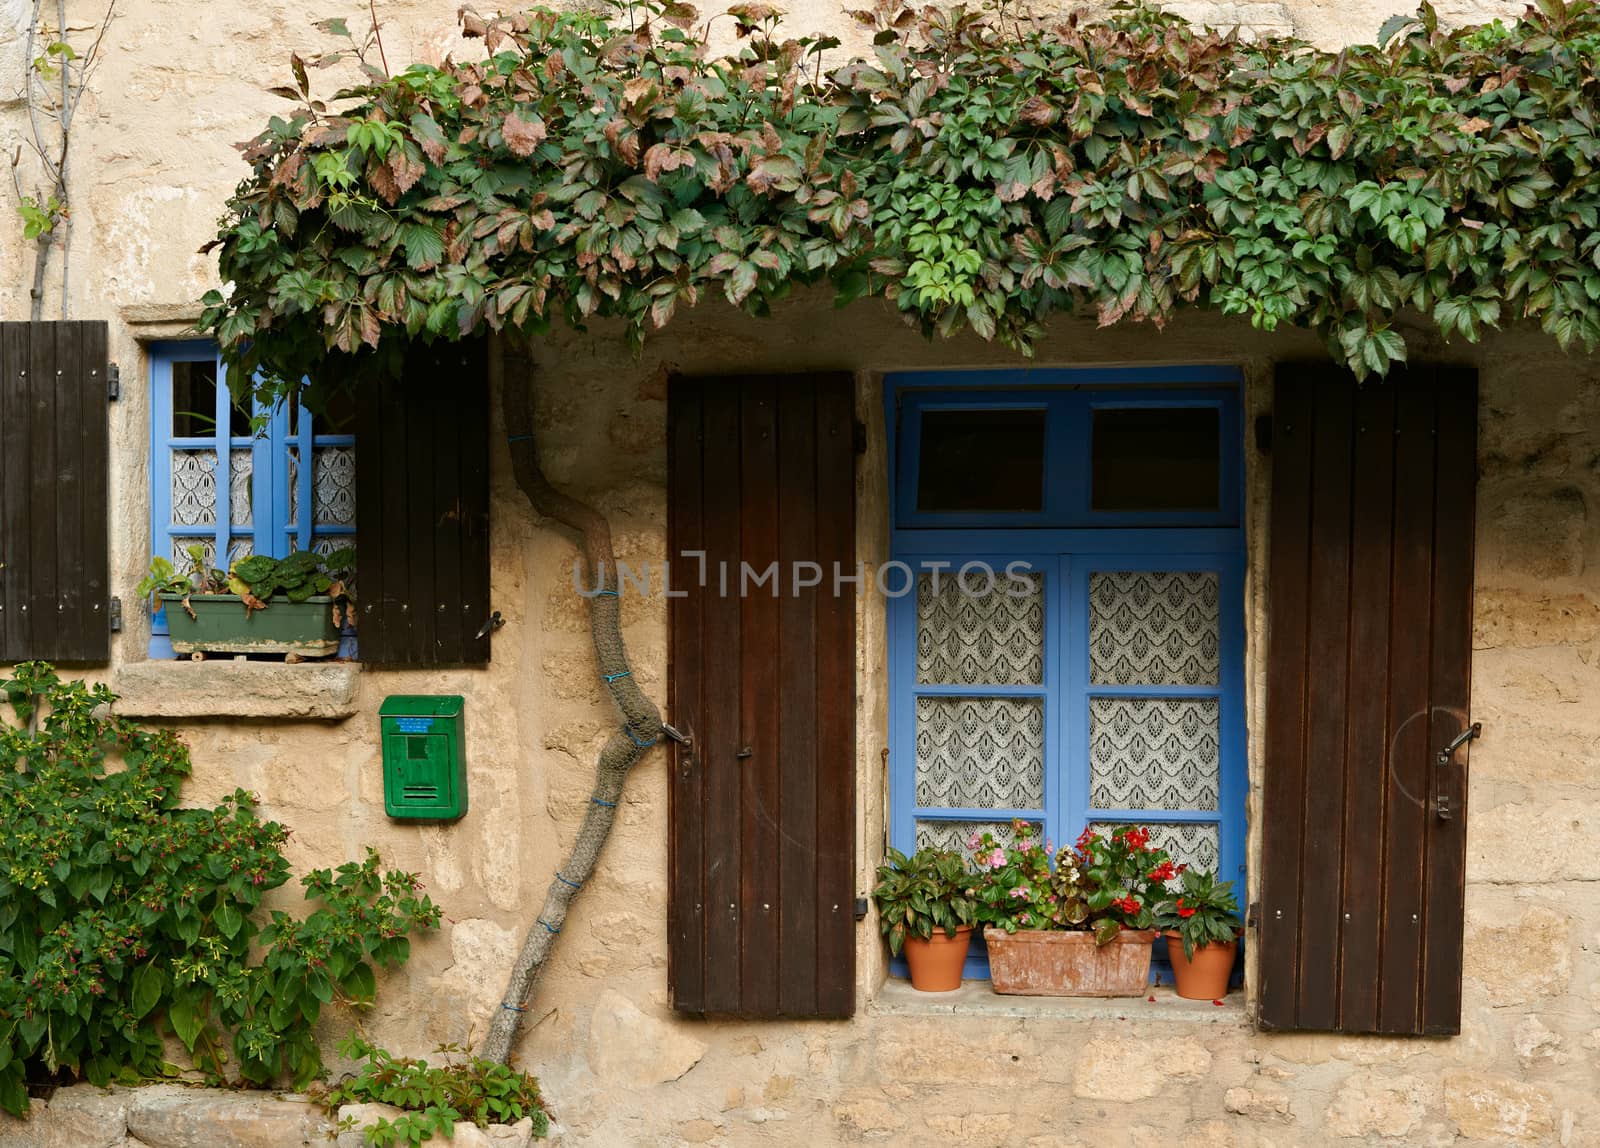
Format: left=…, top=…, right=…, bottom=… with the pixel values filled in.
left=3, top=1, right=1599, bottom=1146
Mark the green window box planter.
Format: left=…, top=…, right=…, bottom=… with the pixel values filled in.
left=158, top=593, right=340, bottom=658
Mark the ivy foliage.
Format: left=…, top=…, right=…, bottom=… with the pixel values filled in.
left=320, top=1034, right=549, bottom=1145
left=199, top=0, right=1600, bottom=406
left=0, top=664, right=441, bottom=1116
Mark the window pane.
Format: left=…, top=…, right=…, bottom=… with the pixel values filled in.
left=917, top=570, right=1043, bottom=685
left=1091, top=407, right=1220, bottom=512
left=916, top=818, right=1040, bottom=854
left=1089, top=571, right=1219, bottom=686
left=916, top=409, right=1045, bottom=513
left=170, top=449, right=217, bottom=526
left=915, top=696, right=1044, bottom=810
left=1090, top=821, right=1219, bottom=878
left=1089, top=697, right=1220, bottom=811
left=312, top=446, right=357, bottom=526
left=170, top=361, right=218, bottom=438
left=229, top=452, right=253, bottom=527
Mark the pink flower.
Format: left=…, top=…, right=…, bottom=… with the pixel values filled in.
left=1044, top=839, right=1055, bottom=856
left=1008, top=886, right=1031, bottom=899
left=1019, top=913, right=1031, bottom=925
left=967, top=832, right=981, bottom=850
left=987, top=847, right=1006, bottom=869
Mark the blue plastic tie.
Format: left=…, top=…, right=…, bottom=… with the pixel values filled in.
left=625, top=727, right=658, bottom=748
left=555, top=872, right=582, bottom=889
left=602, top=669, right=632, bottom=683
left=593, top=589, right=618, bottom=598
left=507, top=434, right=534, bottom=443
left=591, top=797, right=617, bottom=808
left=501, top=1001, right=527, bottom=1013
left=538, top=918, right=561, bottom=935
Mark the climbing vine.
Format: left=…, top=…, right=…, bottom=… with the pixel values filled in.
left=198, top=0, right=1600, bottom=399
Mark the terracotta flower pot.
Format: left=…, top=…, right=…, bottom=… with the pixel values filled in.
left=903, top=925, right=973, bottom=991
left=984, top=926, right=1156, bottom=996
left=1163, top=930, right=1239, bottom=1000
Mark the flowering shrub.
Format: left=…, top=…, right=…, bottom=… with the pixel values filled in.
left=970, top=821, right=1180, bottom=944
left=871, top=846, right=979, bottom=955
left=0, top=664, right=440, bottom=1116
left=1155, top=868, right=1242, bottom=959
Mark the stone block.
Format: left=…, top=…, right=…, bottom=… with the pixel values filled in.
left=1472, top=588, right=1600, bottom=649
left=1074, top=1036, right=1213, bottom=1100
left=335, top=1104, right=534, bottom=1148
left=1323, top=1071, right=1435, bottom=1139
left=110, top=661, right=362, bottom=720
left=38, top=1086, right=130, bottom=1148
left=1484, top=486, right=1587, bottom=582
left=1444, top=1071, right=1557, bottom=1143
left=586, top=990, right=707, bottom=1085
left=1223, top=1084, right=1293, bottom=1123
left=1467, top=801, right=1600, bottom=884
left=1462, top=905, right=1572, bottom=1004
left=125, top=1086, right=329, bottom=1148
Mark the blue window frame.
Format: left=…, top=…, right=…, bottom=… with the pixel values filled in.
left=147, top=342, right=356, bottom=658
left=886, top=367, right=1247, bottom=979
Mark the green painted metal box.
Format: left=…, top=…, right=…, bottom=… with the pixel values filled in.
left=160, top=593, right=339, bottom=657
left=379, top=695, right=467, bottom=820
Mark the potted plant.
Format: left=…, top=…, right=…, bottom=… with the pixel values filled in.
left=138, top=545, right=356, bottom=660
left=872, top=846, right=979, bottom=991
left=973, top=822, right=1170, bottom=997
left=1155, top=867, right=1242, bottom=1000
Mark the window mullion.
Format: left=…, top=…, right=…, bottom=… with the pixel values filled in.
left=1060, top=554, right=1086, bottom=854
left=213, top=357, right=231, bottom=563
left=296, top=401, right=315, bottom=551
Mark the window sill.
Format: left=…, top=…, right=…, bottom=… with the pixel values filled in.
left=111, top=660, right=362, bottom=720
left=869, top=978, right=1248, bottom=1024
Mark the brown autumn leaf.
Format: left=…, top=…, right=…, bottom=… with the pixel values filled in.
left=390, top=150, right=425, bottom=195
left=502, top=111, right=547, bottom=157
left=368, top=158, right=401, bottom=205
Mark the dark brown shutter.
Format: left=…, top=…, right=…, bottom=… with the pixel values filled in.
left=354, top=339, right=491, bottom=664
left=1259, top=363, right=1477, bottom=1035
left=668, top=373, right=856, bottom=1018
left=0, top=321, right=110, bottom=663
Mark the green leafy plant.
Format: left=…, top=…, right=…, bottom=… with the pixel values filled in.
left=1155, top=867, right=1242, bottom=959
left=318, top=1035, right=550, bottom=1145
left=198, top=0, right=1600, bottom=409
left=0, top=664, right=441, bottom=1116
left=871, top=846, right=978, bottom=956
left=137, top=545, right=357, bottom=622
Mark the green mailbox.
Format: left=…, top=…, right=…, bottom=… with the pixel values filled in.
left=379, top=696, right=467, bottom=820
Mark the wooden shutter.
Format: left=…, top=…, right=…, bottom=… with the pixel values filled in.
left=1259, top=363, right=1478, bottom=1035
left=0, top=321, right=110, bottom=663
left=354, top=339, right=491, bottom=664
left=668, top=373, right=857, bottom=1018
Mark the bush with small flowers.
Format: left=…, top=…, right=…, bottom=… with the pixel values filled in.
left=970, top=821, right=1182, bottom=945
left=0, top=664, right=441, bottom=1116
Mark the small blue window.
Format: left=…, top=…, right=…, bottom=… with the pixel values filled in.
left=887, top=367, right=1247, bottom=980
left=147, top=342, right=356, bottom=657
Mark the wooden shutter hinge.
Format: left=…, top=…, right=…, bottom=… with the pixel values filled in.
left=1246, top=901, right=1260, bottom=928
left=853, top=897, right=869, bottom=920
left=106, top=363, right=120, bottom=401
left=853, top=420, right=868, bottom=455
left=108, top=596, right=123, bottom=632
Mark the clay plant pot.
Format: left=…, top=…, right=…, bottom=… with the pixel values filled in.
left=1164, top=930, right=1239, bottom=1000
left=984, top=926, right=1156, bottom=996
left=903, top=925, right=974, bottom=991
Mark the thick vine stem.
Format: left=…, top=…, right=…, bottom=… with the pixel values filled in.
left=479, top=333, right=664, bottom=1064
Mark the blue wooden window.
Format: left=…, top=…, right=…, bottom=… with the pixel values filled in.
left=886, top=367, right=1247, bottom=978
left=147, top=342, right=356, bottom=658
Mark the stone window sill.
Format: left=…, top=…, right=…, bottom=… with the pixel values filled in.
left=869, top=978, right=1249, bottom=1023
left=110, top=660, right=362, bottom=720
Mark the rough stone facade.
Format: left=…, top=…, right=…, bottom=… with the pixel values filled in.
left=4, top=1, right=1599, bottom=1146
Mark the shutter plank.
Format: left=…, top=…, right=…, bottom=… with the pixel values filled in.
left=430, top=350, right=464, bottom=665
left=77, top=324, right=110, bottom=661
left=1422, top=370, right=1477, bottom=1035
left=776, top=382, right=819, bottom=1017
left=354, top=372, right=386, bottom=662
left=699, top=382, right=744, bottom=1013
left=379, top=373, right=414, bottom=663
left=53, top=323, right=84, bottom=659
left=457, top=339, right=492, bottom=662
left=0, top=325, right=31, bottom=660
left=1259, top=373, right=1315, bottom=1030
left=404, top=354, right=438, bottom=665
left=668, top=378, right=707, bottom=1013
left=738, top=381, right=781, bottom=1016
left=1337, top=382, right=1396, bottom=1032
left=813, top=374, right=856, bottom=1018
left=1297, top=374, right=1354, bottom=1032
left=1377, top=382, right=1438, bottom=1035
left=28, top=323, right=59, bottom=659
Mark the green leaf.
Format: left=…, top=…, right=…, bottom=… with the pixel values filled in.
left=168, top=995, right=203, bottom=1052
left=214, top=901, right=243, bottom=940
left=132, top=962, right=165, bottom=1019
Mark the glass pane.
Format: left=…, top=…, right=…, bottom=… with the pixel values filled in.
left=1089, top=571, right=1220, bottom=686
left=312, top=447, right=358, bottom=526
left=916, top=570, right=1043, bottom=686
left=171, top=360, right=218, bottom=438
left=170, top=536, right=216, bottom=577
left=1090, top=821, right=1219, bottom=878
left=226, top=537, right=253, bottom=566
left=317, top=387, right=357, bottom=434
left=1091, top=407, right=1220, bottom=512
left=170, top=449, right=217, bottom=526
left=288, top=445, right=300, bottom=527
left=916, top=408, right=1046, bottom=513
left=916, top=818, right=1040, bottom=855
left=229, top=452, right=253, bottom=527
left=1089, top=697, right=1220, bottom=811
left=915, top=696, right=1044, bottom=810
